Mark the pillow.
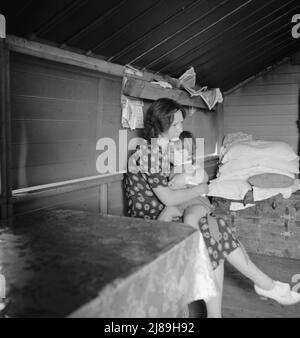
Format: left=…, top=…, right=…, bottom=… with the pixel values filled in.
left=216, top=166, right=295, bottom=182
left=222, top=141, right=298, bottom=163
left=208, top=180, right=251, bottom=200
left=248, top=173, right=294, bottom=189
left=219, top=157, right=299, bottom=175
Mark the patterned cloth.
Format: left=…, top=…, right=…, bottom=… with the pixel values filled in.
left=70, top=232, right=217, bottom=318
left=125, top=142, right=240, bottom=271
left=125, top=143, right=171, bottom=220
left=199, top=216, right=240, bottom=270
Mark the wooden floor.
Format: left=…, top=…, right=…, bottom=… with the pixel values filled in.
left=223, top=254, right=300, bottom=318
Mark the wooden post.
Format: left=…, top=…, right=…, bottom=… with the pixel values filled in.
left=217, top=102, right=224, bottom=154
left=100, top=184, right=108, bottom=215
left=0, top=38, right=12, bottom=220
left=0, top=38, right=7, bottom=219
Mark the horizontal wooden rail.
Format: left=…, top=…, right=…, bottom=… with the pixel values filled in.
left=11, top=156, right=219, bottom=217
left=12, top=156, right=219, bottom=203
left=12, top=172, right=125, bottom=203
left=6, top=35, right=169, bottom=83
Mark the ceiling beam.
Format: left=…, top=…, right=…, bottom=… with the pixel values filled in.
left=7, top=34, right=125, bottom=77
left=6, top=35, right=169, bottom=83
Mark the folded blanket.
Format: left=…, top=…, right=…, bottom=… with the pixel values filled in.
left=219, top=157, right=299, bottom=175
left=222, top=141, right=298, bottom=163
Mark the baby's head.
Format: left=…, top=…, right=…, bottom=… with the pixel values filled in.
left=179, top=131, right=195, bottom=156
left=172, top=131, right=196, bottom=166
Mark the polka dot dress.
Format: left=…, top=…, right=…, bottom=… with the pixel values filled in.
left=125, top=142, right=240, bottom=270
left=125, top=143, right=170, bottom=220
left=198, top=216, right=240, bottom=270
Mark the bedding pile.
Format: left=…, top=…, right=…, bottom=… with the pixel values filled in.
left=208, top=133, right=300, bottom=210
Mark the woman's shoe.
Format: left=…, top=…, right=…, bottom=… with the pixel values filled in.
left=254, top=281, right=300, bottom=306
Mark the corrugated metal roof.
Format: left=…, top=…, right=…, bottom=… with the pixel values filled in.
left=2, top=0, right=300, bottom=91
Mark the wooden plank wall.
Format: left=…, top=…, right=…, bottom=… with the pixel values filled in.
left=11, top=52, right=125, bottom=216
left=0, top=39, right=12, bottom=219
left=11, top=53, right=98, bottom=188
left=184, top=108, right=218, bottom=156
left=223, top=60, right=300, bottom=153
left=10, top=52, right=219, bottom=217
left=0, top=39, right=6, bottom=215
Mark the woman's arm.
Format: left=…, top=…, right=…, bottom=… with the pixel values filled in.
left=153, top=184, right=209, bottom=207
left=169, top=168, right=209, bottom=190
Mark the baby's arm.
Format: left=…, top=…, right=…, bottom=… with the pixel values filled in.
left=169, top=166, right=209, bottom=190
left=168, top=173, right=189, bottom=190
left=185, top=167, right=209, bottom=185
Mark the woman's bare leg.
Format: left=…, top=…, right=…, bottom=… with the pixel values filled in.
left=205, top=261, right=224, bottom=318
left=227, top=246, right=274, bottom=290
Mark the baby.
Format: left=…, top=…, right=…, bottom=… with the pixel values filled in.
left=158, top=131, right=213, bottom=222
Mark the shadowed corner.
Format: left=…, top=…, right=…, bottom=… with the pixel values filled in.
left=188, top=299, right=207, bottom=318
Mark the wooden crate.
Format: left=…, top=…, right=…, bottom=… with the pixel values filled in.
left=212, top=192, right=300, bottom=260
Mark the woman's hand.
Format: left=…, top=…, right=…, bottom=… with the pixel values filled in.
left=197, top=183, right=209, bottom=196
left=168, top=173, right=188, bottom=190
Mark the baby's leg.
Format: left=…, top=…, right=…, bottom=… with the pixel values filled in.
left=158, top=206, right=183, bottom=222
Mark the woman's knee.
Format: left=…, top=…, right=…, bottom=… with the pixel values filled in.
left=184, top=213, right=199, bottom=228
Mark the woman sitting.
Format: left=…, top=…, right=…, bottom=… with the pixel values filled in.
left=124, top=98, right=300, bottom=318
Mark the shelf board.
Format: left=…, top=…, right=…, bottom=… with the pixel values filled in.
left=123, top=77, right=213, bottom=111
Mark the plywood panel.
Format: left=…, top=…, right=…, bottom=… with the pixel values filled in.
left=108, top=181, right=125, bottom=216
left=225, top=115, right=298, bottom=126
left=11, top=69, right=98, bottom=101
left=12, top=96, right=97, bottom=121
left=12, top=141, right=92, bottom=168
left=231, top=84, right=300, bottom=96
left=250, top=73, right=300, bottom=85
left=224, top=59, right=300, bottom=153
left=0, top=39, right=12, bottom=219
left=12, top=161, right=91, bottom=189
left=184, top=109, right=218, bottom=155
left=13, top=186, right=101, bottom=216
left=10, top=53, right=102, bottom=190
left=270, top=63, right=300, bottom=74
left=12, top=120, right=91, bottom=144
left=11, top=51, right=106, bottom=82
left=94, top=77, right=123, bottom=174
left=224, top=124, right=298, bottom=135
left=225, top=94, right=298, bottom=106
left=223, top=105, right=298, bottom=116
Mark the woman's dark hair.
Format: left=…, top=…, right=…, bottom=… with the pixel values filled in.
left=144, top=98, right=186, bottom=142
